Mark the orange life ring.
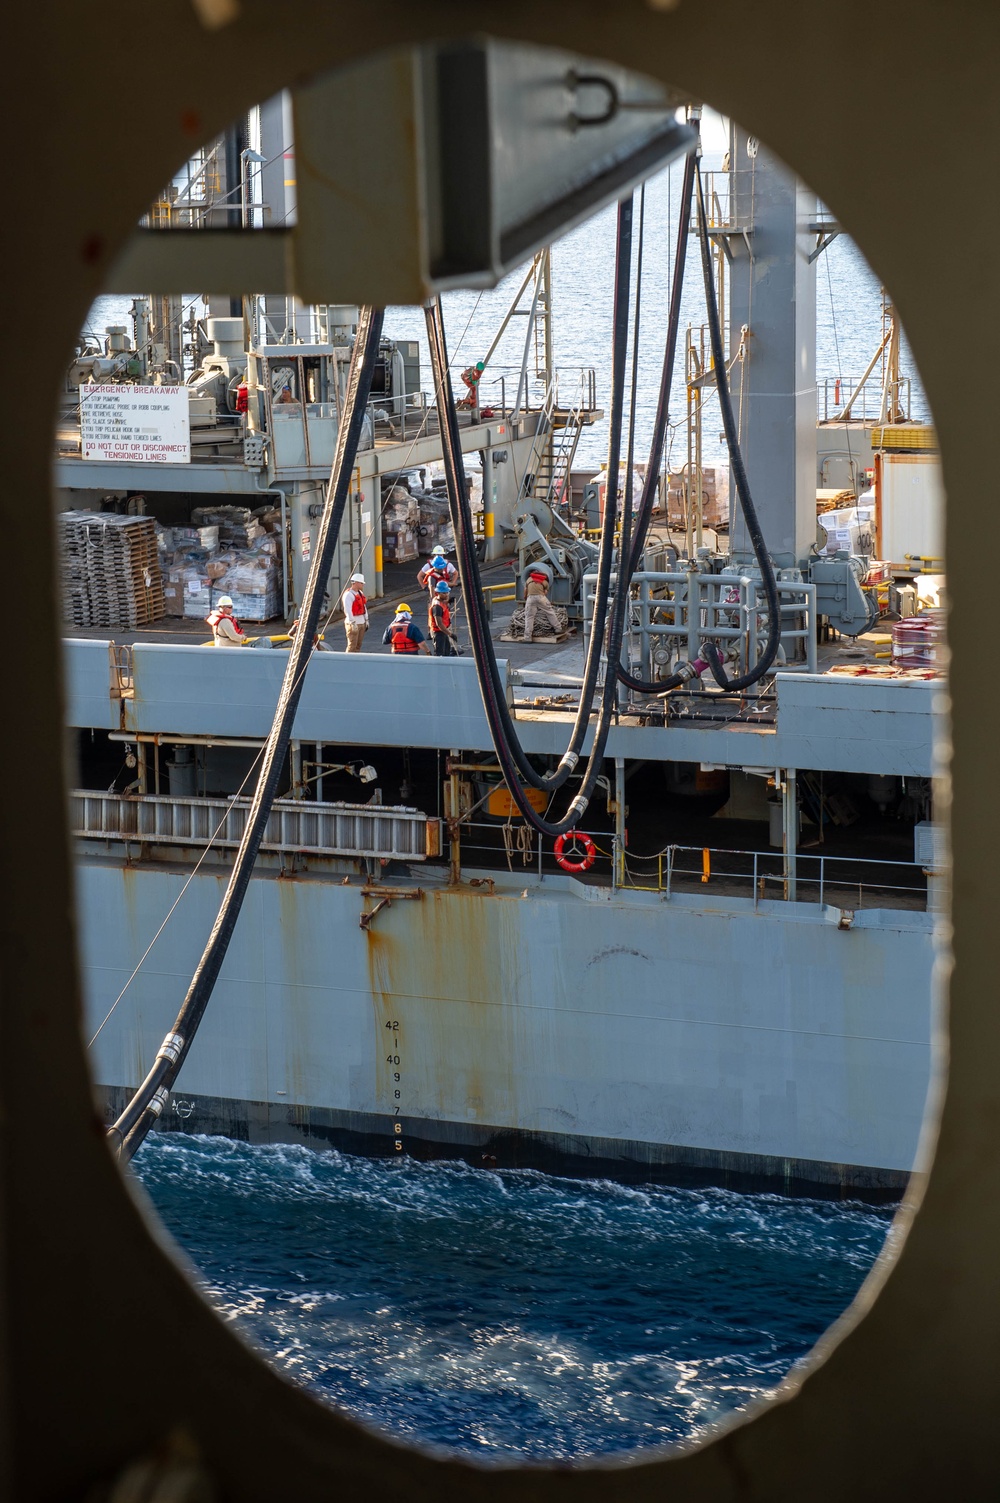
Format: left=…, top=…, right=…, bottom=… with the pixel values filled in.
left=553, top=831, right=597, bottom=873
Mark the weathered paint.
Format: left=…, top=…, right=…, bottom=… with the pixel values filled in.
left=61, top=641, right=939, bottom=774
left=63, top=639, right=120, bottom=731
left=78, top=857, right=935, bottom=1190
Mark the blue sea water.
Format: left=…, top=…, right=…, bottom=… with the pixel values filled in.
left=136, top=1135, right=895, bottom=1461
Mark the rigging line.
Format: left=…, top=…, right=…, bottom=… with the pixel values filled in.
left=315, top=284, right=499, bottom=641
left=624, top=185, right=645, bottom=526
left=662, top=160, right=673, bottom=504
left=86, top=745, right=266, bottom=1049
left=628, top=144, right=696, bottom=574
left=89, top=580, right=363, bottom=1045
left=423, top=200, right=633, bottom=801
left=305, top=285, right=491, bottom=618
left=112, top=306, right=386, bottom=1164
left=693, top=160, right=781, bottom=693
left=616, top=145, right=704, bottom=695
left=823, top=242, right=856, bottom=487
left=423, top=196, right=637, bottom=835
left=358, top=287, right=489, bottom=493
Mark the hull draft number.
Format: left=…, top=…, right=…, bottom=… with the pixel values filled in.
left=553, top=832, right=597, bottom=873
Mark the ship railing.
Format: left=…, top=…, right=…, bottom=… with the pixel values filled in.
left=582, top=569, right=817, bottom=685
left=817, top=374, right=912, bottom=424
left=650, top=844, right=930, bottom=913
left=364, top=365, right=596, bottom=449
left=693, top=171, right=738, bottom=232
left=452, top=820, right=931, bottom=913
left=70, top=790, right=436, bottom=862
left=366, top=389, right=430, bottom=442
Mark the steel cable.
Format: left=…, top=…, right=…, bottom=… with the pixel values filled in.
left=111, top=306, right=386, bottom=1163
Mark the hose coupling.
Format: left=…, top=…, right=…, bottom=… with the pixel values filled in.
left=677, top=656, right=709, bottom=683
left=558, top=750, right=580, bottom=773
left=567, top=793, right=590, bottom=819
left=148, top=1087, right=170, bottom=1119
left=156, top=1032, right=185, bottom=1065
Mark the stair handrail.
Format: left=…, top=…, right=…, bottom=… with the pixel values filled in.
left=539, top=369, right=590, bottom=507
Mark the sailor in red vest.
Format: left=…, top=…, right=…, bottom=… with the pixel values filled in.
left=341, top=571, right=370, bottom=653
left=457, top=360, right=485, bottom=416
left=428, top=580, right=458, bottom=656
left=523, top=567, right=566, bottom=641
left=417, top=552, right=459, bottom=595
left=381, top=604, right=430, bottom=655
left=206, top=595, right=246, bottom=647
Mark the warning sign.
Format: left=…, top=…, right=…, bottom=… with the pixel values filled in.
left=80, top=384, right=190, bottom=463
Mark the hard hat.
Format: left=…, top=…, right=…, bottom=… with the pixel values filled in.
left=350, top=572, right=365, bottom=583
left=434, top=579, right=451, bottom=593
left=397, top=603, right=413, bottom=615
left=217, top=595, right=234, bottom=608
left=431, top=553, right=447, bottom=567
left=475, top=361, right=485, bottom=371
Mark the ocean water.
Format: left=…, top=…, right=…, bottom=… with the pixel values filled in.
left=136, top=1135, right=895, bottom=1461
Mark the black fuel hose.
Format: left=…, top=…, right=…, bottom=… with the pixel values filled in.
left=627, top=143, right=697, bottom=576
left=111, top=306, right=386, bottom=1163
left=424, top=197, right=635, bottom=834
left=616, top=143, right=701, bottom=696
left=692, top=162, right=781, bottom=692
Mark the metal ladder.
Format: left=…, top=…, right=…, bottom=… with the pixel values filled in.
left=531, top=374, right=589, bottom=509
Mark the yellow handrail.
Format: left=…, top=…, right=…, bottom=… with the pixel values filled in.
left=482, top=581, right=516, bottom=602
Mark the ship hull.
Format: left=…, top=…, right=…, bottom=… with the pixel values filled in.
left=80, top=859, right=934, bottom=1199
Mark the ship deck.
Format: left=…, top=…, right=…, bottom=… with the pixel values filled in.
left=60, top=543, right=922, bottom=682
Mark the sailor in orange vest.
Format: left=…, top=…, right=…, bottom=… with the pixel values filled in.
left=417, top=552, right=459, bottom=595
left=381, top=604, right=430, bottom=655
left=428, top=580, right=458, bottom=656
left=206, top=595, right=247, bottom=646
left=341, top=571, right=370, bottom=653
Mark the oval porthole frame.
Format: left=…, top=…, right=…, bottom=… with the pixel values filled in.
left=7, top=2, right=997, bottom=1497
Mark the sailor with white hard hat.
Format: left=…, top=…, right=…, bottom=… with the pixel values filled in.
left=206, top=595, right=247, bottom=647
left=341, top=571, right=369, bottom=653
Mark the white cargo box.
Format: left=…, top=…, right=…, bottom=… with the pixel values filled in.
left=878, top=452, right=944, bottom=566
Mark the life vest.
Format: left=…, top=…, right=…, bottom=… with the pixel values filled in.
left=390, top=622, right=419, bottom=652
left=421, top=562, right=456, bottom=590
left=430, top=600, right=451, bottom=634
left=207, top=607, right=243, bottom=638
left=348, top=588, right=367, bottom=617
